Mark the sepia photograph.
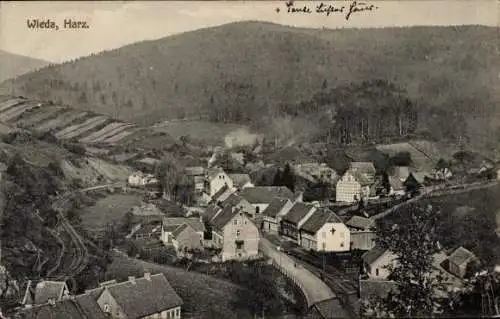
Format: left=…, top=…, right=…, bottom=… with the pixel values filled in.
left=0, top=0, right=499, bottom=318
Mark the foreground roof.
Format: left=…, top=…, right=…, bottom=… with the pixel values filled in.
left=300, top=208, right=343, bottom=235
left=162, top=217, right=205, bottom=233
left=23, top=280, right=67, bottom=306
left=281, top=202, right=314, bottom=225
left=448, top=246, right=477, bottom=266
left=103, top=274, right=182, bottom=318
left=262, top=198, right=291, bottom=218
left=361, top=246, right=390, bottom=265
left=345, top=216, right=375, bottom=230
left=16, top=294, right=106, bottom=319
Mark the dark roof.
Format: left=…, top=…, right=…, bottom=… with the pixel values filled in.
left=103, top=274, right=182, bottom=318
left=312, top=297, right=353, bottom=319
left=262, top=198, right=290, bottom=218
left=162, top=217, right=205, bottom=232
left=300, top=208, right=343, bottom=235
left=16, top=295, right=107, bottom=319
left=172, top=223, right=191, bottom=238
left=345, top=216, right=375, bottom=230
left=212, top=185, right=234, bottom=202
left=23, top=280, right=67, bottom=306
left=448, top=246, right=477, bottom=266
left=359, top=279, right=399, bottom=300
left=204, top=204, right=221, bottom=222
left=239, top=186, right=294, bottom=204
left=361, top=246, right=389, bottom=265
left=210, top=205, right=240, bottom=230
left=213, top=184, right=229, bottom=200
left=133, top=222, right=162, bottom=237
left=281, top=203, right=314, bottom=225
left=221, top=194, right=247, bottom=208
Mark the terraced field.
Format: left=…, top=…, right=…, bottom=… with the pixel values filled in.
left=55, top=115, right=109, bottom=139
left=79, top=122, right=134, bottom=143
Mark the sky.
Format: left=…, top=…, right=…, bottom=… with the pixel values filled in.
left=0, top=0, right=498, bottom=63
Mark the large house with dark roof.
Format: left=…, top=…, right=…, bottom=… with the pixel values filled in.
left=299, top=208, right=350, bottom=252
left=89, top=273, right=183, bottom=319
left=262, top=198, right=294, bottom=233
left=208, top=205, right=259, bottom=261
left=239, top=186, right=295, bottom=215
left=280, top=203, right=316, bottom=244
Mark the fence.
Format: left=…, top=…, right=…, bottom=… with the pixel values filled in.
left=270, top=259, right=311, bottom=308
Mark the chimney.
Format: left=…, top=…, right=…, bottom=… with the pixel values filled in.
left=144, top=272, right=151, bottom=281
left=294, top=191, right=303, bottom=203
left=128, top=276, right=136, bottom=284
left=232, top=206, right=236, bottom=213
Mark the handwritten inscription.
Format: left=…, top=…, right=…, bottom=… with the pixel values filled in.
left=279, top=1, right=379, bottom=20
left=26, top=19, right=90, bottom=31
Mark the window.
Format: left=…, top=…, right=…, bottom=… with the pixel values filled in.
left=233, top=219, right=238, bottom=225
left=236, top=230, right=240, bottom=237
left=103, top=304, right=110, bottom=313
left=375, top=268, right=379, bottom=276
left=340, top=242, right=344, bottom=248
left=168, top=309, right=173, bottom=318
left=322, top=242, right=326, bottom=250
left=176, top=308, right=180, bottom=317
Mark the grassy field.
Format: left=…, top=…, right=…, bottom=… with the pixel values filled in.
left=106, top=254, right=258, bottom=319
left=79, top=193, right=143, bottom=230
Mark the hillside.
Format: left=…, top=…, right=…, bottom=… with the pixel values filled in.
left=0, top=50, right=50, bottom=82
left=1, top=22, right=500, bottom=149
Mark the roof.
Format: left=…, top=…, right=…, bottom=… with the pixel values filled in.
left=239, top=186, right=294, bottom=204
left=221, top=194, right=246, bottom=208
left=448, top=246, right=477, bottom=267
left=350, top=162, right=376, bottom=174
left=102, top=273, right=183, bottom=318
left=212, top=185, right=234, bottom=202
left=262, top=198, right=290, bottom=218
left=210, top=205, right=241, bottom=230
left=162, top=217, right=205, bottom=233
left=133, top=222, right=162, bottom=237
left=281, top=202, right=314, bottom=225
left=346, top=215, right=375, bottom=230
left=361, top=246, right=390, bottom=265
left=184, top=166, right=204, bottom=176
left=227, top=173, right=251, bottom=186
left=204, top=204, right=221, bottom=222
left=23, top=280, right=67, bottom=306
left=312, top=297, right=353, bottom=319
left=359, top=279, right=399, bottom=300
left=206, top=167, right=225, bottom=180
left=300, top=208, right=343, bottom=235
left=16, top=295, right=107, bottom=319
left=172, top=223, right=192, bottom=238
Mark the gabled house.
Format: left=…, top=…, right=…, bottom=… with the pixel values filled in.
left=262, top=198, right=294, bottom=233
left=227, top=173, right=254, bottom=190
left=346, top=215, right=377, bottom=251
left=220, top=194, right=255, bottom=217
left=299, top=208, right=350, bottom=252
left=203, top=168, right=233, bottom=198
left=239, top=186, right=295, bottom=215
left=22, top=280, right=70, bottom=307
left=280, top=203, right=316, bottom=244
left=361, top=246, right=398, bottom=280
left=208, top=205, right=259, bottom=261
left=93, top=273, right=183, bottom=319
left=447, top=246, right=478, bottom=278
left=161, top=217, right=205, bottom=249
left=336, top=162, right=376, bottom=203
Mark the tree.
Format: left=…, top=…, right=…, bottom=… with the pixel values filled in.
left=364, top=205, right=447, bottom=318
left=281, top=163, right=295, bottom=193
left=155, top=154, right=181, bottom=199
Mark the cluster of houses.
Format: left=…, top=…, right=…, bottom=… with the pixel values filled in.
left=16, top=273, right=183, bottom=319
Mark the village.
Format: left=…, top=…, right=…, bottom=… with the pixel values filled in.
left=11, top=137, right=500, bottom=319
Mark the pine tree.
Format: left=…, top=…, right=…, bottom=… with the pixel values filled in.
left=281, top=163, right=295, bottom=192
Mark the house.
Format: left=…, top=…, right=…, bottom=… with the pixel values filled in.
left=239, top=186, right=295, bottom=215
left=262, top=198, right=294, bottom=233
left=128, top=172, right=159, bottom=187
left=161, top=217, right=205, bottom=249
left=434, top=167, right=453, bottom=181
left=345, top=215, right=377, bottom=251
left=16, top=294, right=107, bottom=319
left=447, top=246, right=478, bottom=278
left=280, top=203, right=316, bottom=244
left=299, top=208, right=350, bottom=252
left=203, top=167, right=233, bottom=198
left=361, top=246, right=398, bottom=280
left=211, top=185, right=236, bottom=204
left=227, top=173, right=254, bottom=189
left=92, top=273, right=183, bottom=319
left=336, top=162, right=376, bottom=203
left=208, top=205, right=259, bottom=261
left=126, top=222, right=162, bottom=240
left=387, top=166, right=410, bottom=196
left=22, top=280, right=70, bottom=307
left=184, top=166, right=205, bottom=197
left=220, top=194, right=255, bottom=217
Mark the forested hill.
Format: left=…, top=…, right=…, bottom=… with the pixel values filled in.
left=1, top=22, right=499, bottom=143
left=0, top=50, right=50, bottom=83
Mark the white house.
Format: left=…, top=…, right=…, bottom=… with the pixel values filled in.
left=299, top=208, right=350, bottom=252
left=128, top=172, right=159, bottom=187
left=336, top=162, right=376, bottom=203
left=203, top=167, right=233, bottom=198
left=361, top=246, right=398, bottom=280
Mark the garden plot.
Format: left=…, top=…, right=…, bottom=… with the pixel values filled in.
left=102, top=127, right=139, bottom=143
left=79, top=122, right=132, bottom=143
left=86, top=157, right=134, bottom=181
left=0, top=98, right=25, bottom=112
left=17, top=106, right=69, bottom=128
left=54, top=115, right=106, bottom=138
left=35, top=111, right=88, bottom=133
left=85, top=124, right=135, bottom=144
left=58, top=117, right=111, bottom=140
left=0, top=101, right=41, bottom=123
